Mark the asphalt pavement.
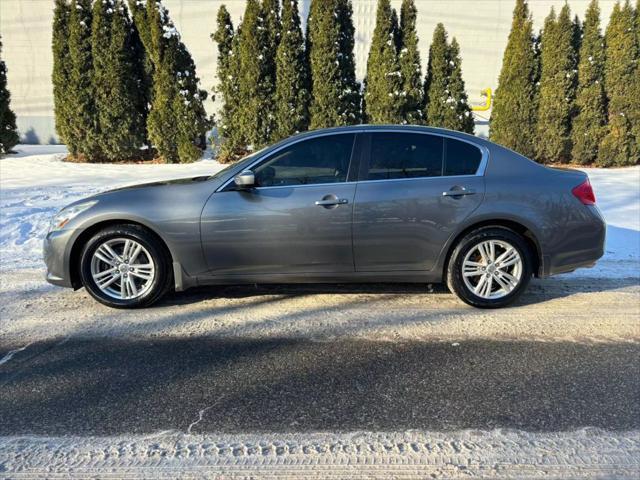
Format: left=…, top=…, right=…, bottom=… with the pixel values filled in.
left=1, top=337, right=638, bottom=436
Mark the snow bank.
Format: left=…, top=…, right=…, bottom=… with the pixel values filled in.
left=0, top=146, right=638, bottom=278
left=575, top=166, right=640, bottom=278
left=1, top=146, right=224, bottom=271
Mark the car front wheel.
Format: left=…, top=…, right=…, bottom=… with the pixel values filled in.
left=447, top=227, right=533, bottom=308
left=79, top=225, right=172, bottom=308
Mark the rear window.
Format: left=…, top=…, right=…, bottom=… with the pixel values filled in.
left=444, top=138, right=482, bottom=176
left=368, top=132, right=444, bottom=180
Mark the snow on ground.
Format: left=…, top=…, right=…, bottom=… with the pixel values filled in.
left=0, top=146, right=225, bottom=271
left=573, top=166, right=640, bottom=278
left=0, top=145, right=639, bottom=277
left=2, top=429, right=638, bottom=479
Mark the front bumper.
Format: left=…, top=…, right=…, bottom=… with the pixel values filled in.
left=43, top=228, right=76, bottom=288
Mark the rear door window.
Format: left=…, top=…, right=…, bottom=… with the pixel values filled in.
left=366, top=132, right=444, bottom=180
left=444, top=138, right=483, bottom=176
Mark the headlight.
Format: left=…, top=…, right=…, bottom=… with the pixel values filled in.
left=49, top=201, right=97, bottom=232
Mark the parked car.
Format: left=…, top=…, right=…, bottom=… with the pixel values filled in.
left=44, top=125, right=605, bottom=309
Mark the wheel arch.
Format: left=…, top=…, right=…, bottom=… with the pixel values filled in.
left=68, top=219, right=174, bottom=289
left=441, top=219, right=543, bottom=279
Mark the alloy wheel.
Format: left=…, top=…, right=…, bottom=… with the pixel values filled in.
left=461, top=239, right=523, bottom=300
left=90, top=238, right=155, bottom=300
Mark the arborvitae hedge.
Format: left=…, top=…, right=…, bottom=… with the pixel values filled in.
left=212, top=5, right=242, bottom=161
left=0, top=36, right=19, bottom=155
left=273, top=0, right=310, bottom=140
left=127, top=2, right=153, bottom=128
left=335, top=0, right=362, bottom=125
left=262, top=0, right=280, bottom=141
left=445, top=38, right=474, bottom=134
left=235, top=0, right=273, bottom=148
left=572, top=0, right=607, bottom=165
left=52, top=0, right=71, bottom=145
left=398, top=0, right=423, bottom=124
left=364, top=0, right=403, bottom=124
left=92, top=0, right=146, bottom=161
left=631, top=0, right=640, bottom=156
left=598, top=0, right=639, bottom=166
left=535, top=5, right=578, bottom=164
left=68, top=0, right=100, bottom=159
left=424, top=23, right=450, bottom=127
left=490, top=0, right=539, bottom=159
left=308, top=0, right=360, bottom=129
left=130, top=0, right=208, bottom=163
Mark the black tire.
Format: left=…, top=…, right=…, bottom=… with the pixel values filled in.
left=446, top=227, right=533, bottom=308
left=79, top=224, right=172, bottom=308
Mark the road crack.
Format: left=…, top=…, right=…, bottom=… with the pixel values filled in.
left=187, top=396, right=225, bottom=434
left=0, top=343, right=31, bottom=366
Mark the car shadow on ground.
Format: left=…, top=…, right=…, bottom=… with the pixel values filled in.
left=157, top=275, right=638, bottom=308
left=1, top=337, right=638, bottom=435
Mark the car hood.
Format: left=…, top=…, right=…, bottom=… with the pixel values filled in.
left=104, top=175, right=213, bottom=193
left=58, top=175, right=220, bottom=213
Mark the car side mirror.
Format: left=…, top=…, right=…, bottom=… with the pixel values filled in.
left=234, top=170, right=255, bottom=189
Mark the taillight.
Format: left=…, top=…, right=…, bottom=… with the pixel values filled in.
left=572, top=178, right=596, bottom=205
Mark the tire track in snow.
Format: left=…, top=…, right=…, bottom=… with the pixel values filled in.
left=1, top=429, right=638, bottom=479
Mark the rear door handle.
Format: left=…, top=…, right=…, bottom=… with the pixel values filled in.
left=315, top=198, right=349, bottom=206
left=442, top=187, right=476, bottom=197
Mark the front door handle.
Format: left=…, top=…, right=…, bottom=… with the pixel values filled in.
left=442, top=187, right=476, bottom=197
left=315, top=198, right=349, bottom=206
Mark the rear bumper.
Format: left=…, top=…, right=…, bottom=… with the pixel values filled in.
left=43, top=229, right=75, bottom=288
left=543, top=205, right=606, bottom=277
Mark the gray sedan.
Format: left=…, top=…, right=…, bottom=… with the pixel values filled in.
left=43, top=126, right=605, bottom=309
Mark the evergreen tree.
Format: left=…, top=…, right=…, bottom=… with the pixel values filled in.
left=91, top=0, right=146, bottom=160
left=535, top=4, right=578, bottom=164
left=336, top=0, right=362, bottom=125
left=445, top=38, right=474, bottom=133
left=308, top=0, right=361, bottom=128
left=127, top=1, right=154, bottom=134
left=307, top=0, right=341, bottom=128
left=598, top=0, right=639, bottom=166
left=212, top=5, right=243, bottom=161
left=273, top=0, right=310, bottom=140
left=490, top=0, right=538, bottom=159
left=67, top=0, right=100, bottom=159
left=631, top=0, right=640, bottom=155
left=262, top=0, right=280, bottom=53
left=235, top=0, right=272, bottom=148
left=0, top=36, right=19, bottom=155
left=390, top=8, right=401, bottom=52
left=572, top=14, right=583, bottom=55
left=130, top=0, right=209, bottom=163
left=262, top=0, right=280, bottom=140
left=364, top=0, right=403, bottom=124
left=130, top=21, right=152, bottom=145
left=398, top=0, right=423, bottom=124
left=424, top=23, right=450, bottom=127
left=52, top=0, right=71, bottom=145
left=572, top=0, right=607, bottom=165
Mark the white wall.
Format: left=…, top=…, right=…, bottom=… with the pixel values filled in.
left=0, top=0, right=617, bottom=143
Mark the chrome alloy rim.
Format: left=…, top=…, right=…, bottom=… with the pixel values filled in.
left=461, top=240, right=523, bottom=300
left=90, top=238, right=155, bottom=300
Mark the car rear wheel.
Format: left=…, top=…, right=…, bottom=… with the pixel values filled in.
left=446, top=227, right=533, bottom=308
left=80, top=225, right=172, bottom=308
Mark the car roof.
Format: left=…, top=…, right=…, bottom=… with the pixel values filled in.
left=288, top=124, right=493, bottom=148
